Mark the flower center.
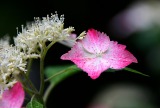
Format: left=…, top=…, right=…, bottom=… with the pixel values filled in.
left=96, top=53, right=103, bottom=57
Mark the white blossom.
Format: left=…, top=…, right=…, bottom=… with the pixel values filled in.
left=0, top=12, right=76, bottom=96
left=14, top=12, right=75, bottom=54
left=0, top=44, right=29, bottom=96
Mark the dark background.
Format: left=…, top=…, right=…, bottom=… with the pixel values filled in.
left=0, top=0, right=160, bottom=108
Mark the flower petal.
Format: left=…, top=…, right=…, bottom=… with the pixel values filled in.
left=61, top=41, right=95, bottom=60
left=58, top=33, right=77, bottom=47
left=82, top=29, right=110, bottom=54
left=61, top=28, right=138, bottom=79
left=72, top=58, right=110, bottom=79
left=0, top=82, right=25, bottom=108
left=106, top=41, right=138, bottom=69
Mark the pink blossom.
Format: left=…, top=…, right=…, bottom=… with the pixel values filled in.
left=0, top=82, right=25, bottom=108
left=61, top=29, right=138, bottom=79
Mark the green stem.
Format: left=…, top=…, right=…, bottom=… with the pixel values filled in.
left=44, top=69, right=68, bottom=82
left=39, top=41, right=56, bottom=95
left=26, top=58, right=33, bottom=77
left=30, top=94, right=35, bottom=102
left=46, top=41, right=56, bottom=51
left=17, top=72, right=39, bottom=99
left=17, top=76, right=34, bottom=96
left=19, top=72, right=38, bottom=93
left=39, top=53, right=45, bottom=95
left=43, top=83, right=55, bottom=104
left=44, top=65, right=79, bottom=82
left=23, top=86, right=39, bottom=95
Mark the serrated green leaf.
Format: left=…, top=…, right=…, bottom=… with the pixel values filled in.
left=44, top=64, right=81, bottom=85
left=26, top=100, right=44, bottom=108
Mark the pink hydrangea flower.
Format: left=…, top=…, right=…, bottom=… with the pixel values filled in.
left=61, top=29, right=138, bottom=79
left=0, top=82, right=25, bottom=108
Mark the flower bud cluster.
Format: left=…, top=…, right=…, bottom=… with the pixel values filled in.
left=0, top=12, right=75, bottom=96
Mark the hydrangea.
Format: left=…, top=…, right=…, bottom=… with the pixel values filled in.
left=0, top=82, right=24, bottom=108
left=61, top=29, right=138, bottom=79
left=0, top=45, right=26, bottom=95
left=14, top=12, right=75, bottom=55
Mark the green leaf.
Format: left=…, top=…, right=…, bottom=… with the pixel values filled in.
left=26, top=100, right=44, bottom=108
left=44, top=64, right=81, bottom=85
left=105, top=68, right=117, bottom=72
left=105, top=67, right=149, bottom=77
left=45, top=64, right=148, bottom=86
left=124, top=67, right=149, bottom=77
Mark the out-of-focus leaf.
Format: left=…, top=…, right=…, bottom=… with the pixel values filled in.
left=124, top=67, right=149, bottom=77
left=105, top=67, right=149, bottom=77
left=44, top=64, right=81, bottom=85
left=26, top=99, right=43, bottom=108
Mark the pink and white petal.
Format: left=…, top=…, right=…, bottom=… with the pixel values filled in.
left=72, top=57, right=110, bottom=79
left=106, top=41, right=138, bottom=69
left=70, top=33, right=77, bottom=39
left=82, top=29, right=110, bottom=54
left=0, top=82, right=25, bottom=108
left=58, top=33, right=77, bottom=47
left=61, top=41, right=95, bottom=60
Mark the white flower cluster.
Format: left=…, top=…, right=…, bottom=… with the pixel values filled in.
left=0, top=38, right=26, bottom=96
left=0, top=12, right=75, bottom=96
left=14, top=12, right=75, bottom=54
